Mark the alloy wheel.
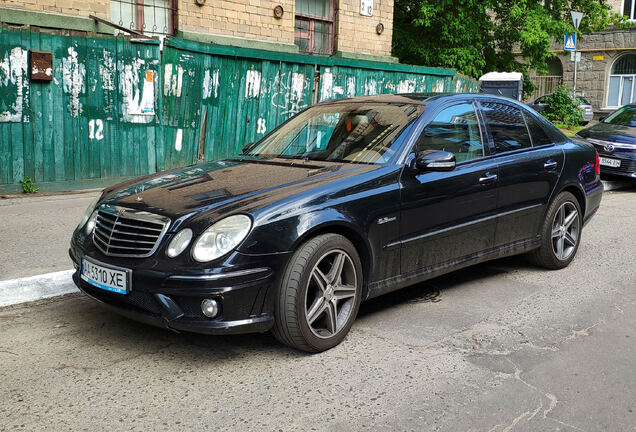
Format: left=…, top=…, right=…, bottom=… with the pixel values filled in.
left=304, top=249, right=358, bottom=339
left=551, top=201, right=580, bottom=261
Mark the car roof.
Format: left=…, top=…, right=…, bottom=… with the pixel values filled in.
left=318, top=92, right=522, bottom=106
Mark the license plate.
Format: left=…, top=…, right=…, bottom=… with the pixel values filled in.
left=81, top=257, right=131, bottom=295
left=599, top=157, right=621, bottom=168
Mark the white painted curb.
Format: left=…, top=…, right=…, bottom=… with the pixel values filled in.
left=0, top=270, right=78, bottom=308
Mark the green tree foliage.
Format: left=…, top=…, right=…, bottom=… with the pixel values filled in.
left=542, top=84, right=584, bottom=126
left=393, top=0, right=629, bottom=90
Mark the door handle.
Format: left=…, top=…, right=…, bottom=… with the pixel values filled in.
left=479, top=172, right=498, bottom=185
left=544, top=160, right=558, bottom=170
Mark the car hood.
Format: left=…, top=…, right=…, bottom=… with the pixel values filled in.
left=577, top=122, right=636, bottom=145
left=100, top=158, right=376, bottom=224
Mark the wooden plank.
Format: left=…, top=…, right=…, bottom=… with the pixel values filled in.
left=20, top=26, right=34, bottom=182
left=0, top=25, right=13, bottom=185
left=50, top=30, right=66, bottom=182
left=9, top=27, right=25, bottom=183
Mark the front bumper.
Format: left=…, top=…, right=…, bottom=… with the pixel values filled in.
left=70, top=238, right=291, bottom=335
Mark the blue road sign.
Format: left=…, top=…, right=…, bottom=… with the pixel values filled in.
left=564, top=33, right=576, bottom=51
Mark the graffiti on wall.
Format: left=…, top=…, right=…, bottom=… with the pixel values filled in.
left=269, top=71, right=310, bottom=117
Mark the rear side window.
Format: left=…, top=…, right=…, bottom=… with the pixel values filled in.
left=481, top=102, right=532, bottom=153
left=415, top=103, right=483, bottom=162
left=523, top=112, right=554, bottom=147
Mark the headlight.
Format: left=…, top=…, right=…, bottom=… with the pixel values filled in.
left=85, top=210, right=98, bottom=235
left=77, top=195, right=101, bottom=230
left=166, top=228, right=193, bottom=258
left=192, top=215, right=252, bottom=262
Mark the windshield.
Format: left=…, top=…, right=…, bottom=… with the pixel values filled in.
left=576, top=97, right=590, bottom=105
left=603, top=105, right=636, bottom=126
left=246, top=103, right=423, bottom=164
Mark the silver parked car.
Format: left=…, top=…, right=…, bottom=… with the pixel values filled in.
left=527, top=94, right=594, bottom=125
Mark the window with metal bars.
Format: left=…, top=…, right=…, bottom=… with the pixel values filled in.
left=607, top=54, right=636, bottom=107
left=110, top=0, right=176, bottom=36
left=623, top=0, right=635, bottom=20
left=294, top=0, right=335, bottom=55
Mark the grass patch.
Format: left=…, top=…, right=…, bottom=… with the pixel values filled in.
left=555, top=122, right=586, bottom=137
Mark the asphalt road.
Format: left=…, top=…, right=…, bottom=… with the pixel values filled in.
left=1, top=182, right=635, bottom=431
left=0, top=192, right=99, bottom=281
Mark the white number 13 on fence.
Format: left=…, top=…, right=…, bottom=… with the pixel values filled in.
left=257, top=118, right=266, bottom=134
left=89, top=119, right=104, bottom=141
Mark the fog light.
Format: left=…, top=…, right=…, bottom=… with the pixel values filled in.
left=201, top=299, right=219, bottom=318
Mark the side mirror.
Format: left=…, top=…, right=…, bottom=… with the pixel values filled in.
left=412, top=150, right=456, bottom=172
left=241, top=142, right=254, bottom=155
left=598, top=116, right=606, bottom=122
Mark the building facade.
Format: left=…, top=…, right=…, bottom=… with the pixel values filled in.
left=0, top=0, right=395, bottom=61
left=531, top=0, right=636, bottom=114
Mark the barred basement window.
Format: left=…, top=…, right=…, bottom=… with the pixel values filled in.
left=294, top=0, right=335, bottom=55
left=607, top=54, right=636, bottom=108
left=110, top=0, right=176, bottom=36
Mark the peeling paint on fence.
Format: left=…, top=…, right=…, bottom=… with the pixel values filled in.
left=0, top=47, right=28, bottom=122
left=61, top=47, right=86, bottom=118
left=118, top=58, right=154, bottom=123
left=245, top=70, right=261, bottom=99
left=397, top=79, right=416, bottom=94
left=163, top=63, right=183, bottom=97
left=202, top=69, right=219, bottom=99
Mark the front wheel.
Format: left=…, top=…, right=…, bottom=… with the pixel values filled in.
left=529, top=191, right=582, bottom=269
left=272, top=234, right=363, bottom=352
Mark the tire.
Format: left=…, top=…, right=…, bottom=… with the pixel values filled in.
left=272, top=234, right=363, bottom=352
left=528, top=191, right=582, bottom=269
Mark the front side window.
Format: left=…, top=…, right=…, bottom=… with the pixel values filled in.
left=481, top=102, right=532, bottom=153
left=414, top=103, right=483, bottom=162
left=110, top=0, right=175, bottom=36
left=246, top=103, right=423, bottom=164
left=294, top=0, right=334, bottom=55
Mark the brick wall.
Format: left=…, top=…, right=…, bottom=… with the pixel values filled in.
left=178, top=0, right=295, bottom=45
left=0, top=0, right=108, bottom=17
left=0, top=0, right=395, bottom=57
left=607, top=0, right=623, bottom=14
left=336, top=0, right=393, bottom=57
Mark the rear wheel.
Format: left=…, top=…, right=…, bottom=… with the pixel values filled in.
left=529, top=191, right=582, bottom=269
left=272, top=234, right=363, bottom=352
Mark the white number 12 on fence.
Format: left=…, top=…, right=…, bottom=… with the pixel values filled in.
left=89, top=119, right=104, bottom=141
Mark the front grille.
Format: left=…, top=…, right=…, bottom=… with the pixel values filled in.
left=92, top=205, right=170, bottom=257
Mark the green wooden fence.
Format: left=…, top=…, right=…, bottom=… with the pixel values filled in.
left=0, top=24, right=477, bottom=193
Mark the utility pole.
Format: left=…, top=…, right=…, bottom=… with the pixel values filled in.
left=571, top=11, right=583, bottom=98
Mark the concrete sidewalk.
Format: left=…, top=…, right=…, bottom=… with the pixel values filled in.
left=0, top=192, right=99, bottom=305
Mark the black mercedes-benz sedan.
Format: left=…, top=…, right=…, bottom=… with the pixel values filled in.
left=577, top=104, right=636, bottom=179
left=70, top=94, right=603, bottom=352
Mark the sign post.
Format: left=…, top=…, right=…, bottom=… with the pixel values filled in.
left=570, top=11, right=583, bottom=98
